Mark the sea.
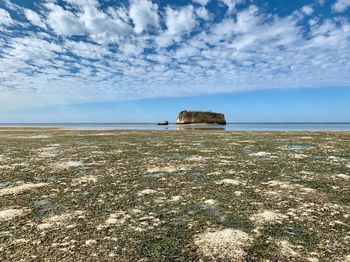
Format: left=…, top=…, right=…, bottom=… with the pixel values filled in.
left=1, top=123, right=350, bottom=131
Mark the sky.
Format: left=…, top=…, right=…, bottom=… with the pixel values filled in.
left=0, top=0, right=350, bottom=122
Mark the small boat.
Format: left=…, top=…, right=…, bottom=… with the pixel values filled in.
left=157, top=121, right=169, bottom=125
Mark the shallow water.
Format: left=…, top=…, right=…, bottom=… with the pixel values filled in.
left=262, top=156, right=279, bottom=160
left=2, top=123, right=350, bottom=131
left=167, top=152, right=188, bottom=160
left=33, top=199, right=58, bottom=211
left=289, top=145, right=311, bottom=149
left=144, top=173, right=168, bottom=178
left=0, top=182, right=10, bottom=189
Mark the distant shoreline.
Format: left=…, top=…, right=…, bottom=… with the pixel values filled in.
left=0, top=122, right=350, bottom=131
left=1, top=122, right=350, bottom=124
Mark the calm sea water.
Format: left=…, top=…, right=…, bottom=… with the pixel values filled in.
left=1, top=123, right=350, bottom=131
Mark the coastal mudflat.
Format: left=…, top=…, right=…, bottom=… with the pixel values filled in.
left=0, top=129, right=349, bottom=261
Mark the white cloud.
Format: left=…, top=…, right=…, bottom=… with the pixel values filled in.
left=24, top=9, right=47, bottom=28
left=220, top=0, right=245, bottom=14
left=5, top=36, right=63, bottom=61
left=212, top=18, right=234, bottom=35
left=193, top=0, right=210, bottom=6
left=45, top=1, right=131, bottom=38
left=0, top=8, right=13, bottom=26
left=175, top=44, right=200, bottom=58
left=129, top=0, right=159, bottom=34
left=301, top=5, right=314, bottom=16
left=166, top=5, right=196, bottom=36
left=233, top=5, right=259, bottom=33
left=196, top=6, right=210, bottom=20
left=0, top=0, right=350, bottom=111
left=64, top=40, right=110, bottom=59
left=46, top=3, right=86, bottom=35
left=333, top=0, right=350, bottom=12
left=74, top=1, right=130, bottom=37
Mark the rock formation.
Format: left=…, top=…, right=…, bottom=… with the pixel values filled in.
left=176, top=110, right=226, bottom=125
left=157, top=121, right=169, bottom=125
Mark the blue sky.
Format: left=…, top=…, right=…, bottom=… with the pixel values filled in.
left=0, top=0, right=350, bottom=122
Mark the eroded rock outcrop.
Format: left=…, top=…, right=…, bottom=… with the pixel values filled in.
left=176, top=110, right=226, bottom=125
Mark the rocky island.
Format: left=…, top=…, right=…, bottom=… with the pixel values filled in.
left=176, top=110, right=226, bottom=125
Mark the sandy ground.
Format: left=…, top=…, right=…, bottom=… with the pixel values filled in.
left=0, top=128, right=349, bottom=261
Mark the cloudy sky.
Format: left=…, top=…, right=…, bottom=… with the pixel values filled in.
left=0, top=0, right=350, bottom=122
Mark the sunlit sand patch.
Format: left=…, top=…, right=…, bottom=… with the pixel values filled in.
left=329, top=220, right=347, bottom=227
left=29, top=135, right=52, bottom=139
left=146, top=166, right=188, bottom=173
left=0, top=208, right=27, bottom=221
left=85, top=239, right=97, bottom=246
left=53, top=160, right=84, bottom=169
left=97, top=211, right=129, bottom=230
left=215, top=179, right=240, bottom=186
left=130, top=208, right=143, bottom=215
left=203, top=199, right=217, bottom=207
left=72, top=175, right=99, bottom=184
left=333, top=174, right=349, bottom=180
left=0, top=182, right=48, bottom=196
left=93, top=132, right=116, bottom=136
left=250, top=151, right=271, bottom=157
left=0, top=164, right=14, bottom=170
left=186, top=156, right=205, bottom=161
left=39, top=152, right=58, bottom=158
left=137, top=189, right=157, bottom=196
left=219, top=159, right=232, bottom=164
left=37, top=210, right=85, bottom=230
left=307, top=257, right=319, bottom=262
left=299, top=170, right=314, bottom=175
left=12, top=162, right=30, bottom=167
left=194, top=229, right=251, bottom=260
left=11, top=238, right=29, bottom=245
left=328, top=156, right=342, bottom=162
left=234, top=191, right=243, bottom=196
left=263, top=180, right=315, bottom=193
left=250, top=210, right=287, bottom=225
left=170, top=195, right=182, bottom=202
left=48, top=143, right=60, bottom=147
left=120, top=210, right=162, bottom=232
left=90, top=150, right=104, bottom=155
left=38, top=147, right=59, bottom=158
left=136, top=214, right=162, bottom=230
left=278, top=240, right=298, bottom=257
left=292, top=154, right=308, bottom=159
left=154, top=196, right=167, bottom=204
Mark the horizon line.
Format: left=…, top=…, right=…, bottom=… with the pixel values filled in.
left=1, top=122, right=350, bottom=125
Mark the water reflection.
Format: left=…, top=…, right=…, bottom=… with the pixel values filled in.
left=289, top=144, right=312, bottom=149
left=176, top=124, right=226, bottom=130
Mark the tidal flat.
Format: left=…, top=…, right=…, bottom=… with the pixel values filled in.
left=0, top=128, right=349, bottom=261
